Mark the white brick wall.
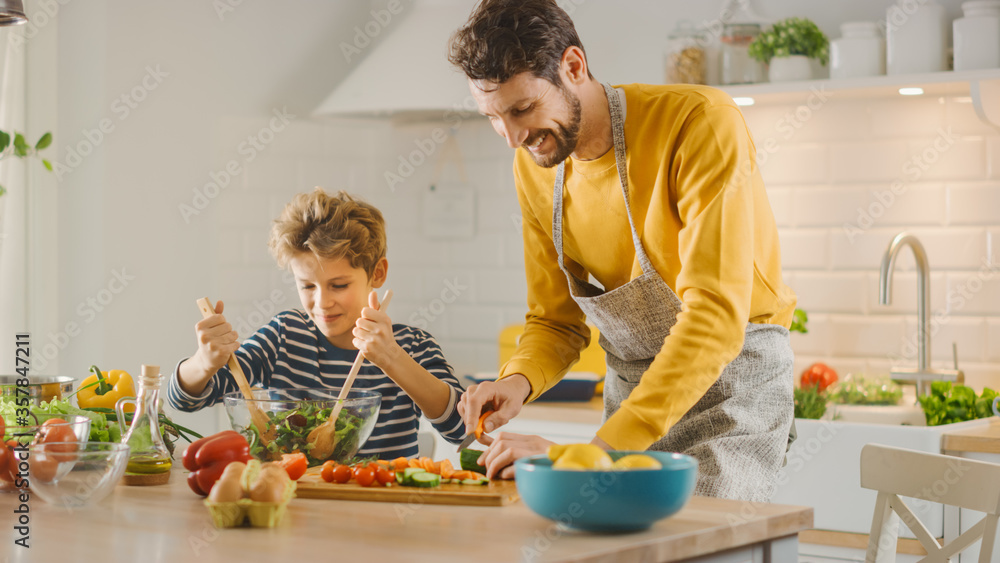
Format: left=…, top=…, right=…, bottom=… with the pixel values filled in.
left=208, top=94, right=1000, bottom=389
left=746, top=95, right=1000, bottom=390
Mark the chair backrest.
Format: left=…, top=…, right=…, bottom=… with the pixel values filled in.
left=860, top=443, right=1000, bottom=563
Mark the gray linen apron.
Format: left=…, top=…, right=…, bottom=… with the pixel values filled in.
left=550, top=83, right=794, bottom=502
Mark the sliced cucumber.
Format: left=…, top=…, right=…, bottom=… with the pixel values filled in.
left=409, top=472, right=441, bottom=488
left=395, top=471, right=404, bottom=484
left=402, top=467, right=426, bottom=478
left=461, top=478, right=488, bottom=486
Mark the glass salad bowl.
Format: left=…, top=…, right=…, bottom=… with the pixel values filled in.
left=223, top=388, right=381, bottom=466
left=27, top=442, right=130, bottom=508
left=2, top=413, right=91, bottom=493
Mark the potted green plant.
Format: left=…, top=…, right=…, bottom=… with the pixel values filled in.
left=0, top=128, right=53, bottom=197
left=748, top=17, right=830, bottom=82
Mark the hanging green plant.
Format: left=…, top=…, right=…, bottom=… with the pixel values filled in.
left=748, top=17, right=830, bottom=66
left=0, top=129, right=54, bottom=197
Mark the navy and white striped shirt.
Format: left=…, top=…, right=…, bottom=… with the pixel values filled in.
left=167, top=310, right=466, bottom=459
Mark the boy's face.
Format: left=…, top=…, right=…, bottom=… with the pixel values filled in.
left=289, top=252, right=388, bottom=349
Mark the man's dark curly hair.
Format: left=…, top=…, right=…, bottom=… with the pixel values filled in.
left=448, top=0, right=592, bottom=87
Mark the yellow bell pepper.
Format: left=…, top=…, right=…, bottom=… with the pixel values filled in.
left=77, top=365, right=136, bottom=412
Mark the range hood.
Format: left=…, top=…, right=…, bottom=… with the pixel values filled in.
left=313, top=2, right=476, bottom=119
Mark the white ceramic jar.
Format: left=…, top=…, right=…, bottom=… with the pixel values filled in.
left=954, top=0, right=1000, bottom=71
left=830, top=21, right=886, bottom=79
left=886, top=0, right=948, bottom=75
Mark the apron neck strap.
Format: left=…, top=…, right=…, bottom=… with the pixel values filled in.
left=552, top=84, right=655, bottom=274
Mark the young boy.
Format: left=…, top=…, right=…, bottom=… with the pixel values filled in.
left=167, top=188, right=466, bottom=458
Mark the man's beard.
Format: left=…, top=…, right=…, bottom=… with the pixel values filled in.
left=524, top=87, right=582, bottom=168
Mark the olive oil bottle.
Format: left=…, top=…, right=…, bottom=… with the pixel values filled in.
left=116, top=365, right=172, bottom=484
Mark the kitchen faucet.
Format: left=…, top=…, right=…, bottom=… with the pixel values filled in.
left=878, top=232, right=963, bottom=397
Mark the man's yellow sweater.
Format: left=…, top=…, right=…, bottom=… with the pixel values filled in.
left=500, top=83, right=797, bottom=450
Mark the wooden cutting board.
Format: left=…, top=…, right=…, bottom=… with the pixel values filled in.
left=295, top=469, right=520, bottom=507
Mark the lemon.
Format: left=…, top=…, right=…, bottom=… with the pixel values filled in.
left=612, top=454, right=662, bottom=470
left=550, top=444, right=614, bottom=471
left=546, top=444, right=569, bottom=462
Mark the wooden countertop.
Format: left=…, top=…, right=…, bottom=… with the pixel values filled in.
left=5, top=469, right=812, bottom=562
left=942, top=419, right=1000, bottom=454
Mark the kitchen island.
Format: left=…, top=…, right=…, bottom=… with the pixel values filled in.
left=4, top=468, right=812, bottom=562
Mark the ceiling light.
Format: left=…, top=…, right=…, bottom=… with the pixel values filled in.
left=899, top=87, right=924, bottom=96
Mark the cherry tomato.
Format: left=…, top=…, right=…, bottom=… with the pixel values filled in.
left=320, top=461, right=337, bottom=483
left=375, top=466, right=394, bottom=486
left=0, top=415, right=5, bottom=438
left=355, top=467, right=376, bottom=487
left=280, top=452, right=308, bottom=481
left=332, top=464, right=351, bottom=484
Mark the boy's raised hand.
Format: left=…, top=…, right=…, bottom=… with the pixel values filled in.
left=192, top=300, right=240, bottom=374
left=353, top=290, right=401, bottom=371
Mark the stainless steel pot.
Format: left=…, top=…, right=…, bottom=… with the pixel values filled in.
left=0, top=375, right=75, bottom=404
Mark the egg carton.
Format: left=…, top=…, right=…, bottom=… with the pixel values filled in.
left=203, top=480, right=297, bottom=528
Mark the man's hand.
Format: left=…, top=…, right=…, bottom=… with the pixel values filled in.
left=191, top=300, right=239, bottom=376
left=477, top=432, right=554, bottom=479
left=457, top=374, right=531, bottom=439
left=353, top=290, right=402, bottom=371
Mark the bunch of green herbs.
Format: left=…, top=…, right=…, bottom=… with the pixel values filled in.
left=918, top=381, right=998, bottom=426
left=794, top=384, right=828, bottom=420
left=829, top=375, right=903, bottom=406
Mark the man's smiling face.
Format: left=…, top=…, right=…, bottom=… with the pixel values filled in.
left=470, top=72, right=582, bottom=168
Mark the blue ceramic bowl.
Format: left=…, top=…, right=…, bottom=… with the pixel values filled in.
left=514, top=451, right=698, bottom=532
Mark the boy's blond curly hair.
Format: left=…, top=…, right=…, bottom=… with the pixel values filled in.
left=268, top=188, right=386, bottom=278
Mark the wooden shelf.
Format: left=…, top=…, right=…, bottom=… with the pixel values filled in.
left=720, top=68, right=1000, bottom=130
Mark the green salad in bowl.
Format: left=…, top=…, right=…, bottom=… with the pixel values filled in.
left=222, top=388, right=380, bottom=467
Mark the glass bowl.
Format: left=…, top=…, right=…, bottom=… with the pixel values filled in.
left=27, top=442, right=130, bottom=508
left=2, top=414, right=92, bottom=493
left=514, top=451, right=698, bottom=532
left=222, top=388, right=381, bottom=466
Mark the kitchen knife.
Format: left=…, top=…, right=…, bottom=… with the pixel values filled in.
left=456, top=409, right=495, bottom=453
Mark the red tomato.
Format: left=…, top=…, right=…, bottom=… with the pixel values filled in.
left=29, top=453, right=59, bottom=484
left=0, top=445, right=12, bottom=483
left=801, top=363, right=838, bottom=392
left=280, top=453, right=308, bottom=481
left=0, top=415, right=5, bottom=438
left=355, top=467, right=376, bottom=487
left=375, top=466, right=394, bottom=486
left=38, top=420, right=79, bottom=461
left=320, top=461, right=337, bottom=483
left=332, top=464, right=351, bottom=484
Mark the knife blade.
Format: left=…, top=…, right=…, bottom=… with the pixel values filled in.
left=456, top=409, right=495, bottom=453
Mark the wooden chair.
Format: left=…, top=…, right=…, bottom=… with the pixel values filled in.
left=860, top=443, right=1000, bottom=563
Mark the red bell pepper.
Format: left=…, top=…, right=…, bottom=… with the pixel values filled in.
left=182, top=430, right=251, bottom=496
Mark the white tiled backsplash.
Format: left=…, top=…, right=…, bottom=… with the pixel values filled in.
left=210, top=92, right=1000, bottom=391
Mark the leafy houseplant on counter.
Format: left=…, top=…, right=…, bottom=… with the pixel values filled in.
left=748, top=17, right=830, bottom=82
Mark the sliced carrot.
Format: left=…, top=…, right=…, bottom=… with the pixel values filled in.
left=439, top=459, right=454, bottom=479
left=376, top=459, right=391, bottom=467
left=393, top=457, right=409, bottom=471
left=420, top=457, right=434, bottom=472
left=470, top=471, right=487, bottom=481
left=409, top=459, right=423, bottom=469
left=474, top=411, right=491, bottom=440
left=451, top=470, right=474, bottom=481
left=432, top=461, right=442, bottom=474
